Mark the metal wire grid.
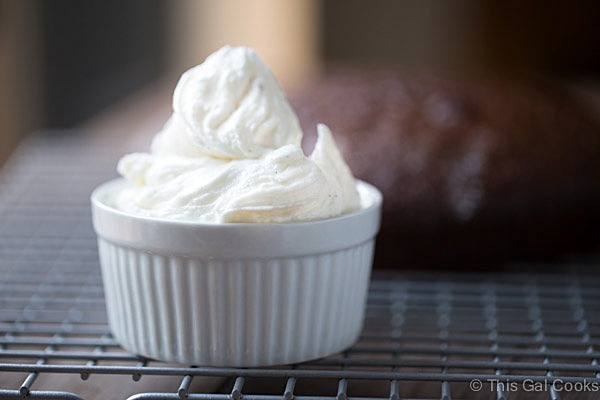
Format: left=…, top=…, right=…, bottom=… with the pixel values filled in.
left=0, top=134, right=600, bottom=400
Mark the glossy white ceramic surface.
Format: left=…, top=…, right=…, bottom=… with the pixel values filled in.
left=91, top=179, right=382, bottom=367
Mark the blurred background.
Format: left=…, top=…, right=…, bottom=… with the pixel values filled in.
left=2, top=0, right=599, bottom=164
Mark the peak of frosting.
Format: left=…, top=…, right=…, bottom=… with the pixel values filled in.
left=170, top=45, right=303, bottom=160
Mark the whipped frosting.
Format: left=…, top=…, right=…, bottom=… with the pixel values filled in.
left=115, top=46, right=360, bottom=223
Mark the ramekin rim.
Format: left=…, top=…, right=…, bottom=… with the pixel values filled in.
left=90, top=178, right=382, bottom=229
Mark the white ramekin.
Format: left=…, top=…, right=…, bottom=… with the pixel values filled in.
left=91, top=179, right=382, bottom=367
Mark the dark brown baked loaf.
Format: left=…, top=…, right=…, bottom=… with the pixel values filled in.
left=291, top=67, right=600, bottom=268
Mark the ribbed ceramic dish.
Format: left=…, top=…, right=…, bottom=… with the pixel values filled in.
left=91, top=179, right=382, bottom=367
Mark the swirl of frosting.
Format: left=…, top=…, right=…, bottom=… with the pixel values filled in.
left=114, top=46, right=360, bottom=223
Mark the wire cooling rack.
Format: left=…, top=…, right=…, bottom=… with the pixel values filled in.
left=1, top=133, right=600, bottom=400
